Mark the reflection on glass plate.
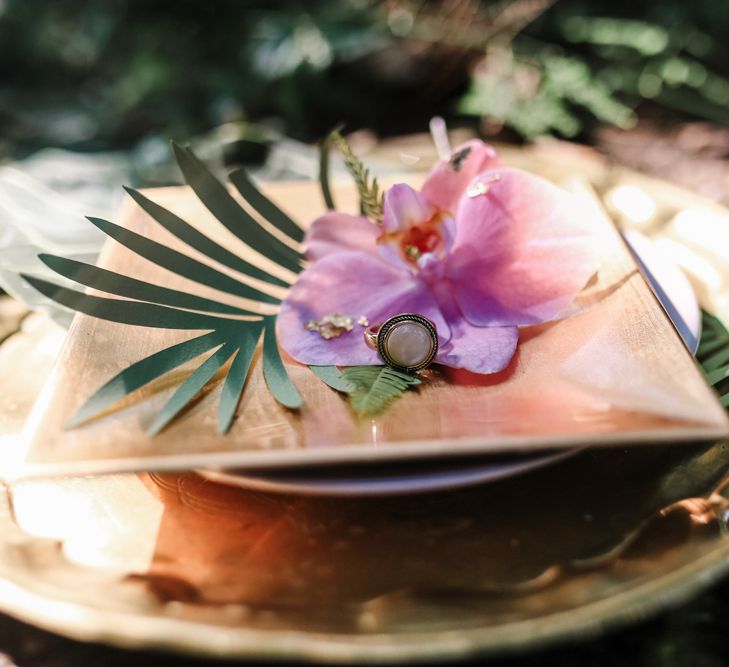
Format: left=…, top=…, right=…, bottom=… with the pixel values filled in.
left=200, top=233, right=702, bottom=497
left=198, top=449, right=579, bottom=496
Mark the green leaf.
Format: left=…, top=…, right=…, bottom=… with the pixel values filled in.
left=218, top=324, right=263, bottom=432
left=703, top=311, right=729, bottom=335
left=309, top=365, right=352, bottom=392
left=700, top=345, right=729, bottom=373
left=705, top=365, right=729, bottom=387
left=318, top=130, right=337, bottom=210
left=39, top=254, right=255, bottom=317
left=149, top=342, right=238, bottom=436
left=86, top=216, right=280, bottom=305
left=262, top=315, right=303, bottom=409
left=340, top=365, right=420, bottom=416
left=698, top=336, right=729, bottom=358
left=698, top=310, right=729, bottom=407
left=21, top=275, right=239, bottom=330
left=172, top=143, right=303, bottom=274
left=228, top=168, right=304, bottom=243
left=68, top=331, right=225, bottom=427
left=328, top=130, right=383, bottom=224
left=21, top=143, right=318, bottom=436
left=123, top=186, right=290, bottom=287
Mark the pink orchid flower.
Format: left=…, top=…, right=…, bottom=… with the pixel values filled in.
left=278, top=140, right=598, bottom=374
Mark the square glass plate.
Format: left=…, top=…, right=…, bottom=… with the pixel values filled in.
left=14, top=178, right=729, bottom=480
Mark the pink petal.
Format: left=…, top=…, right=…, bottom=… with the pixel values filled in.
left=426, top=279, right=518, bottom=373
left=421, top=140, right=501, bottom=214
left=278, top=251, right=450, bottom=366
left=441, top=215, right=457, bottom=254
left=377, top=242, right=414, bottom=274
left=382, top=183, right=434, bottom=233
left=304, top=212, right=380, bottom=261
left=436, top=320, right=519, bottom=374
left=447, top=168, right=599, bottom=327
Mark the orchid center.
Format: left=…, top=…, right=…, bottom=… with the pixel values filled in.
left=379, top=210, right=450, bottom=266
left=400, top=212, right=447, bottom=261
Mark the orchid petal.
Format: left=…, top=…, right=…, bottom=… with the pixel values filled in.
left=377, top=241, right=414, bottom=274
left=382, top=184, right=434, bottom=233
left=278, top=251, right=450, bottom=366
left=421, top=140, right=501, bottom=214
left=416, top=252, right=446, bottom=282
left=448, top=168, right=599, bottom=327
left=441, top=215, right=457, bottom=254
left=304, top=212, right=380, bottom=260
left=436, top=321, right=519, bottom=374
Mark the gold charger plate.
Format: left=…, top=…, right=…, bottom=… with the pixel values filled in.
left=3, top=388, right=729, bottom=662
left=2, top=332, right=729, bottom=665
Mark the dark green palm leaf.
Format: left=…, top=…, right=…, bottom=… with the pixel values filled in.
left=21, top=276, right=239, bottom=330
left=218, top=323, right=263, bottom=432
left=68, top=331, right=226, bottom=427
left=228, top=168, right=304, bottom=243
left=23, top=143, right=339, bottom=434
left=173, top=143, right=303, bottom=274
left=148, top=342, right=239, bottom=436
left=262, top=315, right=303, bottom=409
left=86, top=216, right=281, bottom=305
left=123, top=186, right=290, bottom=287
left=39, top=254, right=255, bottom=317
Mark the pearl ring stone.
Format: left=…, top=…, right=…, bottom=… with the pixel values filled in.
left=364, top=313, right=438, bottom=372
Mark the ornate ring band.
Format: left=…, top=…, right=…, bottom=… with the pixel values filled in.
left=364, top=313, right=438, bottom=372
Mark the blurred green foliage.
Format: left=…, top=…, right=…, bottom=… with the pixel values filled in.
left=2, top=0, right=729, bottom=157
left=461, top=0, right=729, bottom=138
left=0, top=0, right=397, bottom=155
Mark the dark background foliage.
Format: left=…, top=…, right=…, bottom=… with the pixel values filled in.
left=2, top=0, right=729, bottom=159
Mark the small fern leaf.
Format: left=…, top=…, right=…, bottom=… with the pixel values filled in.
left=341, top=365, right=420, bottom=416
left=329, top=130, right=384, bottom=224
left=309, top=365, right=352, bottom=392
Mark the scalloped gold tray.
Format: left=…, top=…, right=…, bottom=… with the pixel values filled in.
left=4, top=399, right=729, bottom=662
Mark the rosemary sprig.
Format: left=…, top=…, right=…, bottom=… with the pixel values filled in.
left=328, top=129, right=384, bottom=224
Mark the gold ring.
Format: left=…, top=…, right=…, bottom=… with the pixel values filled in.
left=364, top=313, right=438, bottom=372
